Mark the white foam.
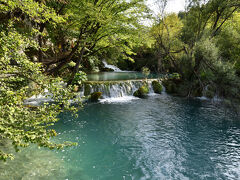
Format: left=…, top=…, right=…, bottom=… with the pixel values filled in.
left=197, top=96, right=209, bottom=100
left=196, top=96, right=223, bottom=102
left=24, top=90, right=53, bottom=106
left=100, top=96, right=139, bottom=103
left=148, top=93, right=158, bottom=96
left=212, top=96, right=223, bottom=102
left=24, top=96, right=52, bottom=106
left=103, top=61, right=122, bottom=72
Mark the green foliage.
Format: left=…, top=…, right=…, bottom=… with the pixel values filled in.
left=2, top=0, right=240, bottom=162
left=216, top=13, right=240, bottom=74
left=162, top=80, right=177, bottom=94
left=40, top=0, right=150, bottom=80
left=0, top=1, right=81, bottom=161
left=67, top=0, right=148, bottom=57
left=86, top=56, right=101, bottom=72
left=84, top=84, right=91, bottom=96
left=71, top=71, right=87, bottom=86
left=0, top=26, right=81, bottom=161
left=205, top=86, right=216, bottom=98
left=152, top=13, right=183, bottom=47
left=145, top=0, right=240, bottom=104
left=142, top=67, right=150, bottom=77
left=169, top=73, right=181, bottom=80
left=133, top=84, right=149, bottom=98
left=68, top=61, right=76, bottom=68
left=0, top=0, right=64, bottom=24
left=152, top=81, right=163, bottom=94
left=150, top=13, right=184, bottom=72
left=194, top=38, right=219, bottom=65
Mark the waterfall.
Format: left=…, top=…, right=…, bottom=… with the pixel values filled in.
left=103, top=61, right=122, bottom=72
left=79, top=79, right=161, bottom=102
left=24, top=89, right=53, bottom=106
left=25, top=79, right=162, bottom=105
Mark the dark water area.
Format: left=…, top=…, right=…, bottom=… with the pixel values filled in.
left=53, top=95, right=240, bottom=180
left=1, top=94, right=240, bottom=180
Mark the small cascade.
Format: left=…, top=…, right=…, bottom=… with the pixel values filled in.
left=103, top=61, right=122, bottom=72
left=80, top=79, right=162, bottom=100
left=24, top=89, right=53, bottom=106
left=24, top=79, right=163, bottom=105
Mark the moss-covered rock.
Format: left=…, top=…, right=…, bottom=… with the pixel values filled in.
left=133, top=85, right=149, bottom=98
left=133, top=90, right=140, bottom=97
left=152, top=81, right=162, bottom=94
left=140, top=85, right=149, bottom=94
left=89, top=92, right=102, bottom=102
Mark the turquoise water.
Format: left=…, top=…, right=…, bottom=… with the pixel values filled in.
left=87, top=72, right=162, bottom=81
left=52, top=95, right=240, bottom=180
left=2, top=94, right=240, bottom=179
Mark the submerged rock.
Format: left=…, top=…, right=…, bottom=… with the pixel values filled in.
left=0, top=140, right=67, bottom=180
left=152, top=81, right=162, bottom=94
left=89, top=92, right=102, bottom=102
left=133, top=85, right=149, bottom=98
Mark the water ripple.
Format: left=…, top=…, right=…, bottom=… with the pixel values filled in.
left=3, top=95, right=240, bottom=180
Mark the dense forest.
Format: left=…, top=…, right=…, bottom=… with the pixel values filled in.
left=1, top=0, right=240, bottom=161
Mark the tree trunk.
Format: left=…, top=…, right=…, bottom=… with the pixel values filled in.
left=67, top=46, right=85, bottom=85
left=157, top=57, right=162, bottom=73
left=48, top=39, right=81, bottom=76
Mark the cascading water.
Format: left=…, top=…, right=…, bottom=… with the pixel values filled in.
left=24, top=79, right=162, bottom=105
left=24, top=89, right=53, bottom=106
left=102, top=61, right=122, bottom=72
left=79, top=79, right=161, bottom=102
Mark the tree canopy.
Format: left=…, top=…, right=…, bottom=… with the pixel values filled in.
left=146, top=0, right=240, bottom=103
left=1, top=0, right=240, bottom=161
left=0, top=0, right=150, bottom=160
